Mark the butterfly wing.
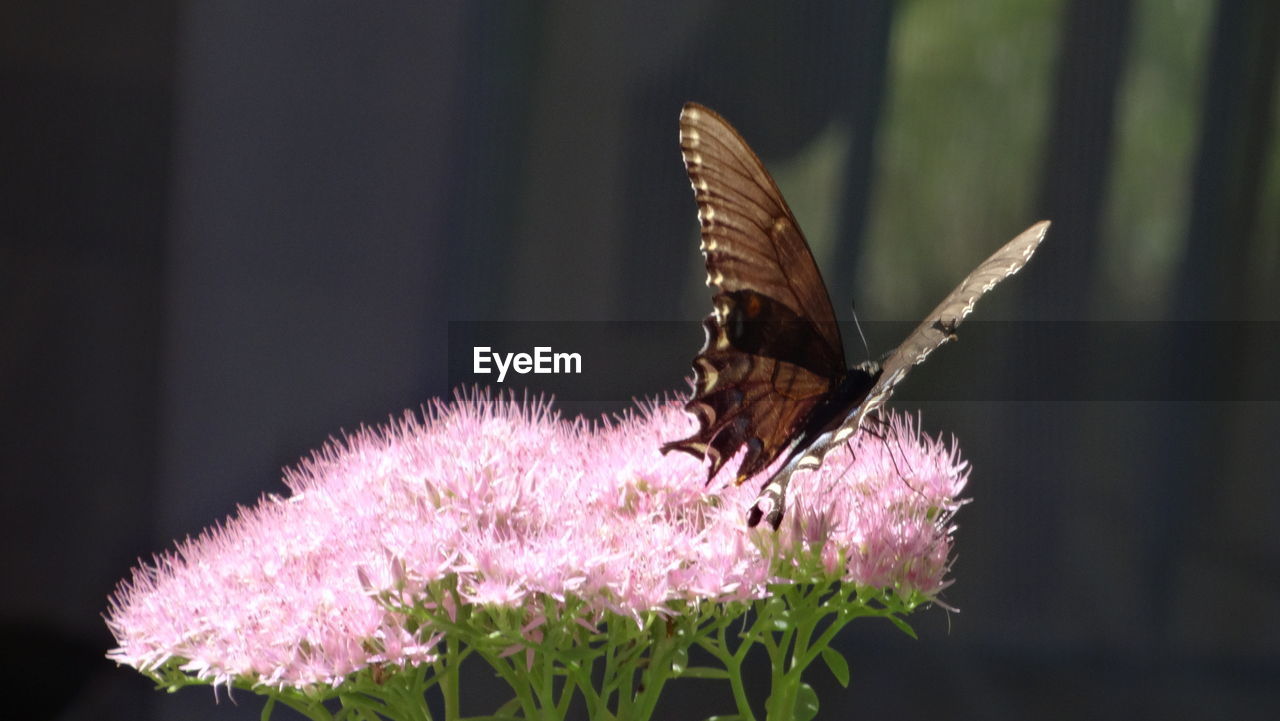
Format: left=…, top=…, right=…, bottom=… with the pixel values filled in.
left=748, top=220, right=1051, bottom=528
left=854, top=220, right=1051, bottom=432
left=662, top=103, right=846, bottom=484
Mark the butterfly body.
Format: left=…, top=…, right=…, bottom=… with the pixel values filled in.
left=663, top=103, right=1048, bottom=529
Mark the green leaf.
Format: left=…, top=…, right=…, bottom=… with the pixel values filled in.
left=795, top=682, right=820, bottom=721
left=886, top=615, right=919, bottom=639
left=820, top=647, right=850, bottom=687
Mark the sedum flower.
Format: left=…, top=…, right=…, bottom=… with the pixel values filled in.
left=107, top=390, right=969, bottom=716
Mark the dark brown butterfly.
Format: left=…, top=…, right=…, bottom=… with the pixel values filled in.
left=662, top=102, right=1049, bottom=529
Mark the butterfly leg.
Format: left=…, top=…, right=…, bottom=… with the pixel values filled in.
left=859, top=412, right=889, bottom=441
left=746, top=468, right=792, bottom=530
left=857, top=412, right=907, bottom=464
left=861, top=412, right=924, bottom=492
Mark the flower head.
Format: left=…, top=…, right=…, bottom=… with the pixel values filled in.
left=107, top=390, right=968, bottom=689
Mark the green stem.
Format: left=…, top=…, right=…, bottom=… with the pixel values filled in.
left=614, top=641, right=636, bottom=720
left=536, top=649, right=558, bottom=721
left=273, top=694, right=335, bottom=721
left=631, top=623, right=678, bottom=720
left=764, top=585, right=826, bottom=721
left=788, top=588, right=872, bottom=675
left=481, top=650, right=539, bottom=720
left=442, top=636, right=460, bottom=721
left=758, top=606, right=794, bottom=721
left=562, top=657, right=602, bottom=719
left=599, top=636, right=619, bottom=712
left=712, top=620, right=757, bottom=721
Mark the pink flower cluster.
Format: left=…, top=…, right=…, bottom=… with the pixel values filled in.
left=106, top=391, right=968, bottom=689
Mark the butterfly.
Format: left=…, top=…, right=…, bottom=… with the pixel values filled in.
left=662, top=102, right=1049, bottom=529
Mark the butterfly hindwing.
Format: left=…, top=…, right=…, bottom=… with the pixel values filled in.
left=662, top=309, right=839, bottom=483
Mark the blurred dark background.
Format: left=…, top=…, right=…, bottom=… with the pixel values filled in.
left=3, top=1, right=1278, bottom=719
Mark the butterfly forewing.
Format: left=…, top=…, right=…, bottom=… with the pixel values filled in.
left=749, top=221, right=1051, bottom=528
left=679, top=103, right=844, bottom=373
left=864, top=220, right=1051, bottom=421
left=662, top=103, right=847, bottom=484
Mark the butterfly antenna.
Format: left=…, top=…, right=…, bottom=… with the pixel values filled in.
left=849, top=299, right=872, bottom=363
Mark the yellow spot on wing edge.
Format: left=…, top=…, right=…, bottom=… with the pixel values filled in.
left=691, top=401, right=717, bottom=427
left=695, top=357, right=719, bottom=391
left=713, top=297, right=731, bottom=322
left=714, top=327, right=730, bottom=349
